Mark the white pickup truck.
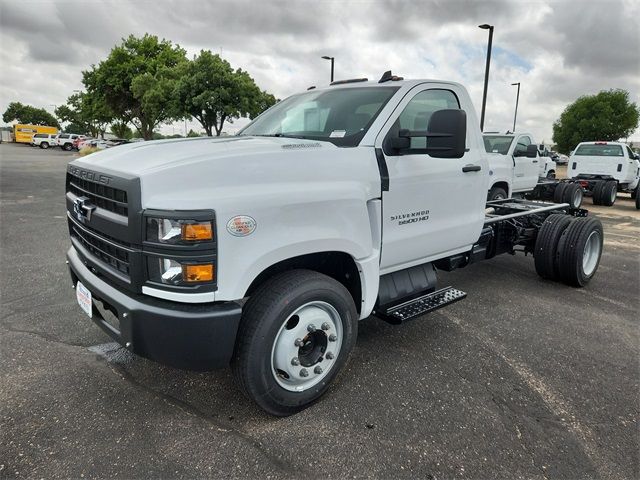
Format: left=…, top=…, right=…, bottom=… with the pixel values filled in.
left=65, top=74, right=604, bottom=415
left=483, top=132, right=583, bottom=208
left=568, top=141, right=640, bottom=206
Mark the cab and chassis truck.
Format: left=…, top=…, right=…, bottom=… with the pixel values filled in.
left=66, top=74, right=604, bottom=415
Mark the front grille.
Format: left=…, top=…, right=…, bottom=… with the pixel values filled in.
left=67, top=173, right=128, bottom=216
left=70, top=221, right=130, bottom=276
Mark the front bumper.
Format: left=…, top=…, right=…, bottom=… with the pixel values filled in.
left=67, top=246, right=242, bottom=371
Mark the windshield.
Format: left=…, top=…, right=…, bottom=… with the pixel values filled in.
left=483, top=135, right=514, bottom=155
left=238, top=87, right=399, bottom=147
left=574, top=144, right=623, bottom=157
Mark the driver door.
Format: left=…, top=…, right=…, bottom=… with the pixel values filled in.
left=512, top=135, right=539, bottom=190
left=376, top=85, right=488, bottom=272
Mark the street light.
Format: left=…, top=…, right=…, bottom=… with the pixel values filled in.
left=478, top=23, right=494, bottom=132
left=511, top=82, right=521, bottom=132
left=321, top=55, right=335, bottom=83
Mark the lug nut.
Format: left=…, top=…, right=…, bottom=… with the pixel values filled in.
left=294, top=338, right=304, bottom=347
left=307, top=324, right=316, bottom=332
left=314, top=366, right=323, bottom=374
left=321, top=322, right=330, bottom=331
left=291, top=357, right=300, bottom=366
left=329, top=334, right=337, bottom=342
left=326, top=352, right=334, bottom=360
left=300, top=369, right=309, bottom=377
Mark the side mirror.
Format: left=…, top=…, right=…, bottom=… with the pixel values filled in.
left=395, top=109, right=467, bottom=158
left=526, top=144, right=538, bottom=158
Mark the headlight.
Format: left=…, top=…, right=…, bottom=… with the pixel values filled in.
left=149, top=257, right=215, bottom=285
left=146, top=218, right=213, bottom=244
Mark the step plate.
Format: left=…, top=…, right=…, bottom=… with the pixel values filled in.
left=379, top=286, right=467, bottom=324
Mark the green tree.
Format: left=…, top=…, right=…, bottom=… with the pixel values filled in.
left=3, top=102, right=60, bottom=128
left=553, top=89, right=640, bottom=154
left=186, top=129, right=201, bottom=137
left=83, top=34, right=187, bottom=140
left=175, top=50, right=276, bottom=136
left=55, top=91, right=112, bottom=138
left=110, top=121, right=133, bottom=139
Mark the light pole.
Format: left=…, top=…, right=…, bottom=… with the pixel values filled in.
left=321, top=55, right=334, bottom=82
left=478, top=24, right=494, bottom=132
left=511, top=82, right=520, bottom=132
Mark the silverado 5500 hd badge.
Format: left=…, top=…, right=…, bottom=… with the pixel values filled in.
left=390, top=209, right=430, bottom=225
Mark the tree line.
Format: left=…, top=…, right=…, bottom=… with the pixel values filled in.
left=3, top=34, right=276, bottom=140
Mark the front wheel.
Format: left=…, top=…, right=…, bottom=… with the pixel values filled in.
left=546, top=170, right=556, bottom=179
left=63, top=143, right=73, bottom=151
left=40, top=142, right=49, bottom=149
left=232, top=270, right=358, bottom=416
left=488, top=186, right=507, bottom=201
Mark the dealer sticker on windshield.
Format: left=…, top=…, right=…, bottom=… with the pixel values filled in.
left=329, top=130, right=346, bottom=138
left=76, top=281, right=93, bottom=318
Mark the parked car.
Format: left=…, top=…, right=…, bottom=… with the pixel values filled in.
left=72, top=135, right=89, bottom=150
left=30, top=133, right=58, bottom=149
left=56, top=133, right=83, bottom=151
left=556, top=153, right=569, bottom=165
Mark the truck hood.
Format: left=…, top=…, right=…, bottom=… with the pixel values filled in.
left=72, top=136, right=334, bottom=175
left=69, top=135, right=381, bottom=210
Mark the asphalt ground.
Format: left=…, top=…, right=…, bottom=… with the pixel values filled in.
left=1, top=142, right=638, bottom=479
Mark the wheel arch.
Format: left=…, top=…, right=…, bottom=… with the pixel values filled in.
left=489, top=180, right=510, bottom=197
left=244, top=251, right=363, bottom=314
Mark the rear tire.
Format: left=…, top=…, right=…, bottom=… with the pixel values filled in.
left=546, top=170, right=556, bottom=179
left=600, top=181, right=617, bottom=206
left=63, top=143, right=73, bottom=151
left=488, top=186, right=508, bottom=201
left=232, top=270, right=358, bottom=416
left=553, top=183, right=568, bottom=203
left=562, top=183, right=583, bottom=208
left=556, top=217, right=603, bottom=287
left=534, top=214, right=573, bottom=280
left=592, top=182, right=604, bottom=205
left=636, top=186, right=640, bottom=209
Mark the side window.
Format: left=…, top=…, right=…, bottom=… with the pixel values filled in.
left=627, top=146, right=635, bottom=159
left=514, top=136, right=531, bottom=156
left=396, top=89, right=460, bottom=150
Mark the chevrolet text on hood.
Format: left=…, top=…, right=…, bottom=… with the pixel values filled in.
left=65, top=73, right=605, bottom=416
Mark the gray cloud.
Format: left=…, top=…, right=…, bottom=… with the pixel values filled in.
left=0, top=0, right=638, bottom=141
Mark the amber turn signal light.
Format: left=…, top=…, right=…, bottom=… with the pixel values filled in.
left=181, top=222, right=213, bottom=241
left=182, top=264, right=214, bottom=282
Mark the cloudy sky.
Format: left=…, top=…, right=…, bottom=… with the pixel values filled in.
left=1, top=0, right=638, bottom=143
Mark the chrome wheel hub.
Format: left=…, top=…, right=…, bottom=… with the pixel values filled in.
left=582, top=230, right=601, bottom=276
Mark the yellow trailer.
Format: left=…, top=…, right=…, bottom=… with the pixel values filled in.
left=13, top=124, right=58, bottom=143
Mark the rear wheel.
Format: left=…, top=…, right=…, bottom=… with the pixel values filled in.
left=592, top=182, right=604, bottom=205
left=562, top=183, right=583, bottom=208
left=600, top=181, right=617, bottom=206
left=553, top=183, right=568, bottom=203
left=534, top=214, right=573, bottom=280
left=636, top=186, right=640, bottom=209
left=232, top=270, right=358, bottom=416
left=63, top=143, right=73, bottom=151
left=556, top=217, right=603, bottom=287
left=40, top=142, right=49, bottom=149
left=488, top=186, right=507, bottom=201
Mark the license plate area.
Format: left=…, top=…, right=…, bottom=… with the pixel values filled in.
left=76, top=281, right=93, bottom=318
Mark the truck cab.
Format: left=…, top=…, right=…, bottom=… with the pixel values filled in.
left=483, top=132, right=541, bottom=199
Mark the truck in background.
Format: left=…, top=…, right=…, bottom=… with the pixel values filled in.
left=13, top=124, right=58, bottom=144
left=483, top=132, right=583, bottom=208
left=568, top=141, right=640, bottom=206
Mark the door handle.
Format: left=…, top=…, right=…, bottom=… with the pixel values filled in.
left=532, top=160, right=539, bottom=163
left=462, top=164, right=481, bottom=173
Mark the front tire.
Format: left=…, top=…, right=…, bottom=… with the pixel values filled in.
left=547, top=170, right=556, bottom=179
left=40, top=142, right=49, bottom=149
left=232, top=270, right=358, bottom=416
left=488, top=186, right=507, bottom=201
left=63, top=143, right=73, bottom=151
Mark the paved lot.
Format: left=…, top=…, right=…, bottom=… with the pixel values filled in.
left=1, top=142, right=638, bottom=479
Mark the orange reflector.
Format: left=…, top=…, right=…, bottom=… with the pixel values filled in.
left=181, top=222, right=213, bottom=241
left=182, top=264, right=214, bottom=282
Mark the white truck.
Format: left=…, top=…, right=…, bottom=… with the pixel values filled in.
left=568, top=141, right=640, bottom=206
left=65, top=74, right=604, bottom=415
left=30, top=133, right=58, bottom=149
left=483, top=132, right=583, bottom=208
